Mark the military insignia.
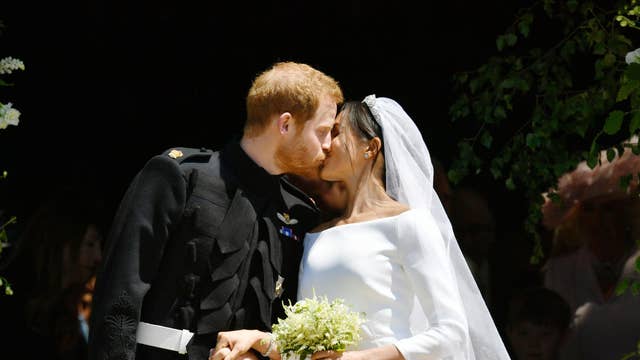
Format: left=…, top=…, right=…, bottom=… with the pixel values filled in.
left=168, top=149, right=183, bottom=159
left=277, top=212, right=298, bottom=225
left=279, top=226, right=299, bottom=241
left=274, top=275, right=285, bottom=298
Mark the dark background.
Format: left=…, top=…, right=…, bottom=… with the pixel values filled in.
left=1, top=0, right=530, bottom=212
left=1, top=0, right=537, bottom=329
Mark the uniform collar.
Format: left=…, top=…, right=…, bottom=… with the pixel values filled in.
left=222, top=140, right=282, bottom=194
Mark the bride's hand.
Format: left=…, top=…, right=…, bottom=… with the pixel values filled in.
left=311, top=350, right=342, bottom=360
left=311, top=350, right=362, bottom=360
left=311, top=350, right=367, bottom=360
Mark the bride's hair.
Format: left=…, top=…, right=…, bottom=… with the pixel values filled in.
left=337, top=101, right=386, bottom=182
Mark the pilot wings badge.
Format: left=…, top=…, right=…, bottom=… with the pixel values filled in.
left=277, top=212, right=298, bottom=225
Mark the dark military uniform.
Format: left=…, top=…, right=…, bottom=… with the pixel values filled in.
left=88, top=141, right=320, bottom=360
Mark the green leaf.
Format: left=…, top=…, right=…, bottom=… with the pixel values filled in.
left=447, top=169, right=463, bottom=185
left=620, top=173, right=633, bottom=189
left=593, top=29, right=605, bottom=43
left=505, top=33, right=517, bottom=47
left=480, top=131, right=493, bottom=149
left=593, top=42, right=606, bottom=55
left=603, top=53, right=616, bottom=68
left=490, top=166, right=502, bottom=179
left=629, top=110, right=640, bottom=134
left=518, top=21, right=530, bottom=38
left=506, top=177, right=516, bottom=190
left=594, top=65, right=604, bottom=83
left=503, top=94, right=513, bottom=110
left=517, top=78, right=530, bottom=92
left=632, top=92, right=640, bottom=111
left=632, top=282, right=640, bottom=296
left=607, top=148, right=616, bottom=162
left=456, top=73, right=468, bottom=84
left=636, top=256, right=640, bottom=273
left=496, top=36, right=505, bottom=51
left=526, top=133, right=541, bottom=149
left=518, top=13, right=533, bottom=38
left=567, top=0, right=578, bottom=12
left=470, top=78, right=481, bottom=94
left=626, top=63, right=640, bottom=81
left=560, top=39, right=577, bottom=60
left=616, top=278, right=630, bottom=296
left=494, top=105, right=507, bottom=119
left=543, top=0, right=554, bottom=15
left=548, top=192, right=561, bottom=203
left=604, top=111, right=624, bottom=135
left=500, top=78, right=516, bottom=89
left=617, top=80, right=640, bottom=102
left=616, top=144, right=625, bottom=159
left=587, top=149, right=599, bottom=169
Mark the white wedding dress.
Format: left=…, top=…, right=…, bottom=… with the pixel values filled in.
left=297, top=208, right=468, bottom=360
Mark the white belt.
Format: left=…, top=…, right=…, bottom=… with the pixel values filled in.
left=136, top=321, right=194, bottom=354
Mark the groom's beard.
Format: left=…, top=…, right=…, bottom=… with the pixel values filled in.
left=275, top=136, right=322, bottom=180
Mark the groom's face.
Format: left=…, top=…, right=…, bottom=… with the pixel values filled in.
left=275, top=94, right=337, bottom=180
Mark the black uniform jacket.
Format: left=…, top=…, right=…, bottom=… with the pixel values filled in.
left=88, top=141, right=320, bottom=360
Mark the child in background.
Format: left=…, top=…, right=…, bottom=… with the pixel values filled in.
left=505, top=286, right=571, bottom=360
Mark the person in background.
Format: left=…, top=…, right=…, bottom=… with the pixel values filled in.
left=541, top=138, right=640, bottom=360
left=1, top=185, right=106, bottom=360
left=505, top=286, right=571, bottom=360
left=451, top=185, right=497, bottom=308
left=432, top=157, right=453, bottom=216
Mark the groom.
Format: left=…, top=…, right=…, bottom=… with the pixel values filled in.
left=88, top=61, right=343, bottom=360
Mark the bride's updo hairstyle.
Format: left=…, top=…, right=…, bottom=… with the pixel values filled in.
left=337, top=101, right=385, bottom=181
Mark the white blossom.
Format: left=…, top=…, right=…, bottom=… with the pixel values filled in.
left=625, top=48, right=640, bottom=64
left=0, top=57, right=25, bottom=75
left=0, top=102, right=20, bottom=129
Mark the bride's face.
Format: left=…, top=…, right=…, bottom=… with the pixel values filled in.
left=320, top=111, right=366, bottom=182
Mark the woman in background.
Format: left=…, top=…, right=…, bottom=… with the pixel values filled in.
left=2, top=186, right=105, bottom=360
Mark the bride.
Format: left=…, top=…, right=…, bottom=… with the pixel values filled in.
left=210, top=95, right=511, bottom=360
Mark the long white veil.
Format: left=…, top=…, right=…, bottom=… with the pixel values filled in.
left=363, top=95, right=511, bottom=359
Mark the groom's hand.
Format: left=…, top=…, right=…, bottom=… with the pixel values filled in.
left=210, top=330, right=264, bottom=360
left=209, top=346, right=259, bottom=360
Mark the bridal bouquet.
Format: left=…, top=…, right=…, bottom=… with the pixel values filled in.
left=272, top=294, right=364, bottom=360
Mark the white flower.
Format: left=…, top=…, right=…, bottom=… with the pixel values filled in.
left=0, top=102, right=21, bottom=129
left=0, top=57, right=25, bottom=75
left=272, top=294, right=364, bottom=360
left=625, top=48, right=640, bottom=64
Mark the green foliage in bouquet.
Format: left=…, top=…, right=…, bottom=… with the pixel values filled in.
left=272, top=293, right=365, bottom=360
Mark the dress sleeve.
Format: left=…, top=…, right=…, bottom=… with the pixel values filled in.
left=88, top=154, right=188, bottom=360
left=393, top=208, right=469, bottom=360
